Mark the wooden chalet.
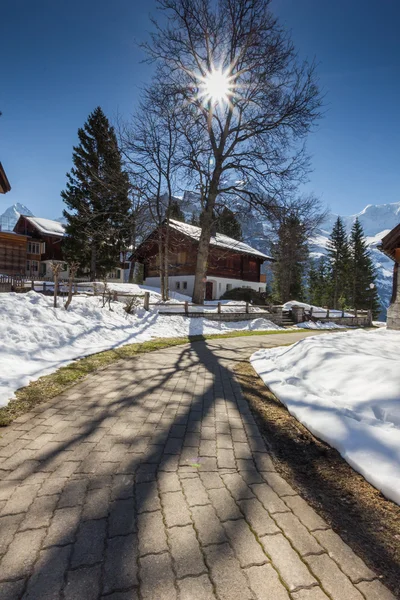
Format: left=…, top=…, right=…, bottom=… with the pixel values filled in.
left=379, top=224, right=400, bottom=329
left=133, top=219, right=272, bottom=300
left=0, top=163, right=11, bottom=194
left=14, top=215, right=65, bottom=278
left=3, top=215, right=129, bottom=281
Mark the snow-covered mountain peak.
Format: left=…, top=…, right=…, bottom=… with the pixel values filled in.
left=0, top=203, right=34, bottom=231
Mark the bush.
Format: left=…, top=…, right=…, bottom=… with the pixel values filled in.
left=220, top=287, right=268, bottom=305
left=123, top=295, right=142, bottom=314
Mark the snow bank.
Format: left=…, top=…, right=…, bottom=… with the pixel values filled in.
left=295, top=321, right=348, bottom=330
left=283, top=300, right=352, bottom=318
left=0, top=292, right=281, bottom=407
left=251, top=329, right=400, bottom=505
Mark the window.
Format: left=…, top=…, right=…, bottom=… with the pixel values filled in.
left=117, top=269, right=121, bottom=279
left=226, top=283, right=232, bottom=291
left=176, top=282, right=181, bottom=289
left=28, top=241, right=41, bottom=255
left=177, top=251, right=187, bottom=264
left=26, top=260, right=39, bottom=273
left=182, top=281, right=187, bottom=290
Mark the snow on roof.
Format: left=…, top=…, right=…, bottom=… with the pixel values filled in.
left=169, top=219, right=272, bottom=259
left=24, top=216, right=65, bottom=237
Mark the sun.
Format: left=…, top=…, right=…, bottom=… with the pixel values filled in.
left=198, top=68, right=234, bottom=104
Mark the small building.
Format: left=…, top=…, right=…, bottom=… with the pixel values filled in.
left=380, top=224, right=400, bottom=329
left=14, top=216, right=66, bottom=278
left=0, top=163, right=11, bottom=194
left=10, top=215, right=129, bottom=281
left=133, top=219, right=272, bottom=300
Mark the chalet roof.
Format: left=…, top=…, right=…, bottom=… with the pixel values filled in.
left=168, top=219, right=272, bottom=259
left=379, top=223, right=400, bottom=261
left=23, top=216, right=65, bottom=237
left=0, top=162, right=11, bottom=194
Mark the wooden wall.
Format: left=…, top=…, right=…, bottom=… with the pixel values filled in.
left=138, top=227, right=263, bottom=282
left=0, top=233, right=27, bottom=275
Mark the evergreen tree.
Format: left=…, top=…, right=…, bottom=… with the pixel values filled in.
left=169, top=199, right=186, bottom=222
left=62, top=107, right=131, bottom=279
left=190, top=212, right=200, bottom=226
left=271, top=213, right=308, bottom=303
left=327, top=217, right=351, bottom=309
left=349, top=218, right=380, bottom=316
left=215, top=207, right=242, bottom=240
left=308, top=257, right=331, bottom=307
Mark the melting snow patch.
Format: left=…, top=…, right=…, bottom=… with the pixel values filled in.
left=251, top=328, right=400, bottom=505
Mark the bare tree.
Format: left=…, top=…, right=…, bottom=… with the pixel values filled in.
left=144, top=0, right=321, bottom=302
left=119, top=85, right=183, bottom=300
left=49, top=261, right=64, bottom=308
left=64, top=262, right=79, bottom=310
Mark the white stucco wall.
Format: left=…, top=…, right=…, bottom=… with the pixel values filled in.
left=144, top=275, right=265, bottom=300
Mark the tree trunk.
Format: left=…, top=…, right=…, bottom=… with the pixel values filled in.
left=128, top=260, right=135, bottom=283
left=192, top=193, right=217, bottom=304
left=53, top=272, right=59, bottom=309
left=158, top=228, right=165, bottom=300
left=90, top=245, right=97, bottom=281
left=164, top=218, right=170, bottom=300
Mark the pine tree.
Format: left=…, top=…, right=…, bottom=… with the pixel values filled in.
left=349, top=218, right=380, bottom=316
left=62, top=107, right=131, bottom=279
left=308, top=257, right=331, bottom=307
left=169, top=199, right=186, bottom=222
left=271, top=213, right=308, bottom=303
left=215, top=207, right=242, bottom=240
left=327, top=217, right=351, bottom=309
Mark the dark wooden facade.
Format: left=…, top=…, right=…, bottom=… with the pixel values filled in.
left=13, top=216, right=64, bottom=276
left=135, top=225, right=265, bottom=283
left=0, top=162, right=11, bottom=194
left=0, top=231, right=28, bottom=276
left=380, top=224, right=400, bottom=329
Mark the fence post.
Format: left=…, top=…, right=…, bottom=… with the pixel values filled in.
left=31, top=279, right=34, bottom=290
left=184, top=301, right=189, bottom=315
left=245, top=302, right=249, bottom=314
left=326, top=308, right=330, bottom=318
left=342, top=308, right=345, bottom=317
left=144, top=292, right=150, bottom=311
left=43, top=282, right=46, bottom=294
left=310, top=307, right=313, bottom=318
left=217, top=302, right=221, bottom=314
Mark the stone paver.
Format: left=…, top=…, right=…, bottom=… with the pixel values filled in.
left=0, top=333, right=393, bottom=599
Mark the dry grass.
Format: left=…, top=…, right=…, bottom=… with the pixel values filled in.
left=235, top=361, right=400, bottom=598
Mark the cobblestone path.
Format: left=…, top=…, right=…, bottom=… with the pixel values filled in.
left=0, top=333, right=396, bottom=599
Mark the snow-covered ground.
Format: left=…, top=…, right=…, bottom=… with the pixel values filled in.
left=0, top=291, right=282, bottom=408
left=283, top=300, right=353, bottom=318
left=295, top=321, right=348, bottom=330
left=251, top=329, right=400, bottom=505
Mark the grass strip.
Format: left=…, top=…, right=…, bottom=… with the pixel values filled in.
left=0, top=328, right=309, bottom=427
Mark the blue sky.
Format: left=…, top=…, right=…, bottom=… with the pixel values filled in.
left=0, top=0, right=399, bottom=219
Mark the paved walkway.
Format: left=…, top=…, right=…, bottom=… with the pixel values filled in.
left=0, top=333, right=396, bottom=600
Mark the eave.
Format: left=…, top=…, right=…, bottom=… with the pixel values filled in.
left=0, top=162, right=11, bottom=194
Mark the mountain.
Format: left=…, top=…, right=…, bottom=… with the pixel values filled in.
left=0, top=203, right=34, bottom=231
